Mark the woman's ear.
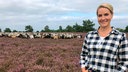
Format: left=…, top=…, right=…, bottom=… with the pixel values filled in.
left=111, top=14, right=113, bottom=19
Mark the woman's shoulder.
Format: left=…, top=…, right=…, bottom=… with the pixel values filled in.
left=113, top=28, right=127, bottom=38
left=85, top=30, right=97, bottom=37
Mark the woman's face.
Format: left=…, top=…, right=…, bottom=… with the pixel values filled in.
left=97, top=7, right=113, bottom=28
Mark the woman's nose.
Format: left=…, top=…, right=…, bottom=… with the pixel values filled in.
left=101, top=16, right=105, bottom=20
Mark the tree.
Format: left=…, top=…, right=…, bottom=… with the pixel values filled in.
left=4, top=28, right=11, bottom=32
left=44, top=25, right=50, bottom=32
left=13, top=30, right=18, bottom=32
left=41, top=29, right=44, bottom=32
left=125, top=25, right=128, bottom=32
left=25, top=25, right=33, bottom=32
left=36, top=31, right=39, bottom=32
left=0, top=28, right=1, bottom=32
left=116, top=28, right=124, bottom=32
left=65, top=25, right=74, bottom=32
left=82, top=19, right=95, bottom=32
left=58, top=26, right=63, bottom=32
left=73, top=23, right=83, bottom=32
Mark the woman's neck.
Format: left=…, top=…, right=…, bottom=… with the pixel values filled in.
left=98, top=26, right=112, bottom=37
left=99, top=26, right=111, bottom=32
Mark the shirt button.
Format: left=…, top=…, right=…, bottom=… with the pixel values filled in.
left=94, top=68, right=95, bottom=70
left=93, top=66, right=97, bottom=71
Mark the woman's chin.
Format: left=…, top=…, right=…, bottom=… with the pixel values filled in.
left=100, top=25, right=108, bottom=28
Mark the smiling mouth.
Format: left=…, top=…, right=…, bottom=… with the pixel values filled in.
left=101, top=20, right=108, bottom=23
left=101, top=21, right=107, bottom=24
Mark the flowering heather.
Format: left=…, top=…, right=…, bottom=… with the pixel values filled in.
left=0, top=33, right=85, bottom=72
left=0, top=32, right=128, bottom=72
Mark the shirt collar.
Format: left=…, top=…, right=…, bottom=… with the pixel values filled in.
left=92, top=26, right=120, bottom=35
left=110, top=27, right=120, bottom=34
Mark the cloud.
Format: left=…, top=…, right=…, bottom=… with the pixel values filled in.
left=0, top=0, right=127, bottom=31
left=113, top=15, right=128, bottom=20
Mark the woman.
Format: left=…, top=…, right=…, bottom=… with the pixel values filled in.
left=80, top=3, right=128, bottom=72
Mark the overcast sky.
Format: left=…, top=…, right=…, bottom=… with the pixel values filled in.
left=0, top=0, right=127, bottom=31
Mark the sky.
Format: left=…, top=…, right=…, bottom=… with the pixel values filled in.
left=0, top=0, right=127, bottom=31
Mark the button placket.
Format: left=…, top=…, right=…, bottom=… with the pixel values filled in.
left=95, top=37, right=105, bottom=70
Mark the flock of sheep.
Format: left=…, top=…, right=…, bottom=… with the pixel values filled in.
left=0, top=32, right=83, bottom=39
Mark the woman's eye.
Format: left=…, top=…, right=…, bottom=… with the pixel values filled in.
left=104, top=13, right=109, bottom=16
left=98, top=14, right=102, bottom=17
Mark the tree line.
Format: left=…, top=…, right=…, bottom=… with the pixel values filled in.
left=0, top=19, right=128, bottom=32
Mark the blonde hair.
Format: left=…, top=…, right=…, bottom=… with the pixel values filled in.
left=97, top=3, right=113, bottom=15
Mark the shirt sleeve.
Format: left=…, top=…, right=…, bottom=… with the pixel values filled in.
left=80, top=35, right=89, bottom=68
left=117, top=33, right=128, bottom=72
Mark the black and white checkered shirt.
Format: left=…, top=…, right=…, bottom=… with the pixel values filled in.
left=80, top=27, right=128, bottom=72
